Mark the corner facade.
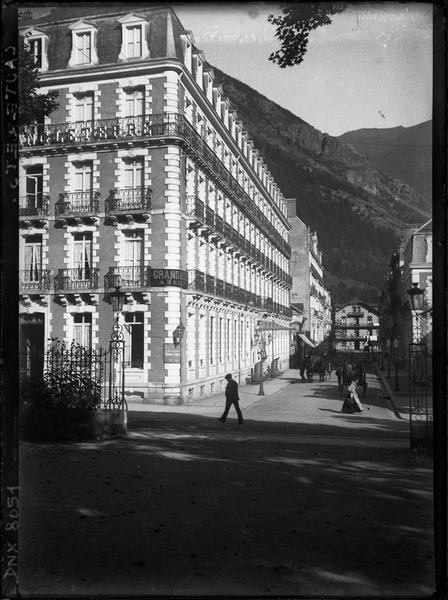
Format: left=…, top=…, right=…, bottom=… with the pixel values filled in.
left=18, top=7, right=292, bottom=403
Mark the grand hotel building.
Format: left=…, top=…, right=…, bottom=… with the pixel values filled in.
left=18, top=6, right=292, bottom=403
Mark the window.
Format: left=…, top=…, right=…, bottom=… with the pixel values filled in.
left=25, top=166, right=43, bottom=202
left=124, top=88, right=144, bottom=117
left=73, top=313, right=92, bottom=348
left=124, top=312, right=144, bottom=368
left=127, top=26, right=142, bottom=58
left=24, top=235, right=42, bottom=282
left=74, top=94, right=94, bottom=123
left=123, top=158, right=143, bottom=189
left=73, top=161, right=93, bottom=192
left=122, top=230, right=143, bottom=285
left=29, top=38, right=42, bottom=68
left=23, top=29, right=48, bottom=71
left=68, top=20, right=98, bottom=67
left=76, top=32, right=91, bottom=64
left=210, top=316, right=215, bottom=365
left=72, top=232, right=92, bottom=281
left=118, top=14, right=149, bottom=60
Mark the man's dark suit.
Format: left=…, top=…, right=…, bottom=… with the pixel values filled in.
left=220, top=378, right=243, bottom=424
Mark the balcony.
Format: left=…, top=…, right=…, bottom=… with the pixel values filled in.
left=55, top=191, right=100, bottom=225
left=19, top=113, right=291, bottom=259
left=104, top=266, right=148, bottom=291
left=105, top=188, right=151, bottom=223
left=19, top=194, right=50, bottom=226
left=188, top=269, right=205, bottom=292
left=54, top=268, right=99, bottom=292
left=205, top=274, right=215, bottom=295
left=19, top=269, right=51, bottom=293
left=186, top=195, right=205, bottom=226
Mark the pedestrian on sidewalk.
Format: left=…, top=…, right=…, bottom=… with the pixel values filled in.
left=218, top=373, right=243, bottom=424
left=341, top=379, right=363, bottom=413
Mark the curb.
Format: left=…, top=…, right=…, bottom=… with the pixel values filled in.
left=372, top=363, right=403, bottom=419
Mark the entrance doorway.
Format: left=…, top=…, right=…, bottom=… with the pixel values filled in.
left=20, top=314, right=44, bottom=380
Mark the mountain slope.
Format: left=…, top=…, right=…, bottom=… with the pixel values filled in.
left=211, top=67, right=431, bottom=304
left=338, top=121, right=432, bottom=206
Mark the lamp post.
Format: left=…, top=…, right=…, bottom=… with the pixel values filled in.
left=380, top=339, right=384, bottom=370
left=394, top=338, right=400, bottom=391
left=109, top=285, right=125, bottom=407
left=173, top=322, right=186, bottom=403
left=254, top=325, right=266, bottom=396
left=386, top=338, right=391, bottom=378
left=408, top=281, right=424, bottom=342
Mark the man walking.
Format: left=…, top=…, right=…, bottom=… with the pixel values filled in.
left=218, top=373, right=243, bottom=424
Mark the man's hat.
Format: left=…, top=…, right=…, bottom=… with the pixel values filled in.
left=225, top=373, right=232, bottom=380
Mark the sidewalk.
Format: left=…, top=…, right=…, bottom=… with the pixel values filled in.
left=127, top=368, right=298, bottom=414
left=372, top=360, right=411, bottom=419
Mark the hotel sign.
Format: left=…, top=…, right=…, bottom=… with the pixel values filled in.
left=149, top=269, right=187, bottom=288
left=164, top=343, right=180, bottom=363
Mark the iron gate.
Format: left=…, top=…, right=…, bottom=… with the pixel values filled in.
left=23, top=338, right=127, bottom=410
left=408, top=342, right=432, bottom=449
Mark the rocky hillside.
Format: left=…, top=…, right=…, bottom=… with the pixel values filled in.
left=338, top=121, right=432, bottom=206
left=212, top=67, right=431, bottom=305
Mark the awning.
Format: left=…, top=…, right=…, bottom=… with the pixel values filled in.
left=297, top=333, right=315, bottom=348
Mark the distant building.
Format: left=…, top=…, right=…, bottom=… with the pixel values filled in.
left=18, top=6, right=292, bottom=403
left=333, top=302, right=380, bottom=353
left=380, top=220, right=432, bottom=359
left=287, top=200, right=332, bottom=360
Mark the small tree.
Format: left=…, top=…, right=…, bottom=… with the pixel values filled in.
left=268, top=2, right=347, bottom=68
left=18, top=34, right=58, bottom=126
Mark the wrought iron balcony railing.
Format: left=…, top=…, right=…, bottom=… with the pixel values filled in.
left=205, top=274, right=216, bottom=295
left=19, top=194, right=50, bottom=217
left=188, top=269, right=205, bottom=292
left=186, top=195, right=205, bottom=222
left=55, top=191, right=100, bottom=216
left=105, top=187, right=151, bottom=213
left=19, top=269, right=51, bottom=292
left=104, top=266, right=148, bottom=289
left=54, top=268, right=99, bottom=291
left=205, top=206, right=215, bottom=228
left=20, top=113, right=290, bottom=258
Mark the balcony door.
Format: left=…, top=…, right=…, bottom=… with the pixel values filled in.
left=122, top=230, right=143, bottom=285
left=72, top=232, right=92, bottom=282
left=124, top=88, right=144, bottom=136
left=72, top=161, right=93, bottom=210
left=74, top=93, right=93, bottom=124
left=73, top=313, right=92, bottom=349
left=25, top=166, right=43, bottom=206
left=24, top=235, right=42, bottom=283
left=74, top=93, right=94, bottom=141
left=123, top=158, right=144, bottom=207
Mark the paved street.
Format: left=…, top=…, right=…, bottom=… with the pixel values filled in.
left=19, top=368, right=435, bottom=597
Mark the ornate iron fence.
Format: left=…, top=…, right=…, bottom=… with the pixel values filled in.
left=32, top=340, right=126, bottom=410
left=409, top=342, right=432, bottom=449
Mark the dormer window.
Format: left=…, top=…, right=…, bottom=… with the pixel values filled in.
left=68, top=20, right=98, bottom=67
left=118, top=14, right=149, bottom=60
left=22, top=28, right=48, bottom=72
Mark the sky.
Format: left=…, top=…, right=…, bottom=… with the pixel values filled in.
left=172, top=2, right=433, bottom=136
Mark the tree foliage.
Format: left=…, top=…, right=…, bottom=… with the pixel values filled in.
left=18, top=35, right=58, bottom=126
left=268, top=2, right=347, bottom=68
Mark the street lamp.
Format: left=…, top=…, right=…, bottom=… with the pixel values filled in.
left=393, top=338, right=400, bottom=392
left=408, top=282, right=424, bottom=342
left=254, top=325, right=267, bottom=396
left=386, top=338, right=391, bottom=378
left=110, top=285, right=125, bottom=339
left=109, top=285, right=125, bottom=408
left=173, top=322, right=186, bottom=403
